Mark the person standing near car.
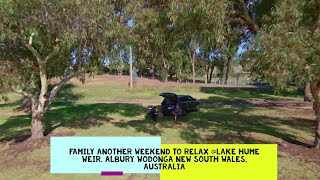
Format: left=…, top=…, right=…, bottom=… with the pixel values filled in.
left=173, top=100, right=182, bottom=121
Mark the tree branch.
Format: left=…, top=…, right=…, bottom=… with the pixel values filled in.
left=235, top=12, right=247, bottom=22
left=187, top=49, right=192, bottom=64
left=29, top=32, right=35, bottom=45
left=45, top=69, right=86, bottom=109
left=44, top=46, right=60, bottom=64
left=23, top=42, right=42, bottom=64
left=238, top=0, right=259, bottom=34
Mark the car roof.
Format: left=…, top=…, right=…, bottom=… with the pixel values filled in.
left=177, top=95, right=189, bottom=98
left=159, top=92, right=177, bottom=97
left=160, top=93, right=194, bottom=99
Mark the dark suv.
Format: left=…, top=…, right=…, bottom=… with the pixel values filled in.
left=160, top=92, right=200, bottom=115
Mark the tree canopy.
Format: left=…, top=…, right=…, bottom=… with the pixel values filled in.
left=244, top=0, right=320, bottom=147
left=0, top=0, right=120, bottom=139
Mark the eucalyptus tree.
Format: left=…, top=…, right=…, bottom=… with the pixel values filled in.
left=245, top=0, right=320, bottom=147
left=230, top=0, right=313, bottom=100
left=221, top=4, right=243, bottom=84
left=0, top=0, right=119, bottom=140
left=131, top=2, right=157, bottom=77
left=168, top=0, right=228, bottom=84
left=132, top=0, right=175, bottom=81
left=131, top=0, right=230, bottom=83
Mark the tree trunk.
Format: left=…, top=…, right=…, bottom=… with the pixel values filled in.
left=304, top=82, right=313, bottom=102
left=311, top=81, right=320, bottom=148
left=30, top=57, right=48, bottom=140
left=31, top=107, right=45, bottom=140
left=176, top=72, right=179, bottom=82
left=129, top=46, right=133, bottom=89
left=205, top=63, right=208, bottom=84
left=314, top=107, right=320, bottom=148
left=239, top=0, right=260, bottom=34
left=163, top=60, right=168, bottom=82
left=17, top=97, right=32, bottom=113
left=209, top=65, right=214, bottom=83
left=179, top=67, right=182, bottom=83
left=192, top=52, right=196, bottom=84
left=152, top=65, right=155, bottom=79
left=225, top=56, right=231, bottom=85
left=23, top=39, right=60, bottom=141
left=164, top=76, right=168, bottom=82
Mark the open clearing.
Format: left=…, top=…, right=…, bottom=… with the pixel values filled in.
left=0, top=75, right=319, bottom=180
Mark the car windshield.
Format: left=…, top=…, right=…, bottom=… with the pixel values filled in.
left=164, top=98, right=171, bottom=106
left=179, top=96, right=192, bottom=102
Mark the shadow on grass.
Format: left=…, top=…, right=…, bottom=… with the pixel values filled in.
left=0, top=103, right=20, bottom=109
left=0, top=86, right=312, bottom=148
left=181, top=106, right=313, bottom=146
left=112, top=104, right=314, bottom=147
left=0, top=102, right=145, bottom=142
left=112, top=105, right=172, bottom=136
left=112, top=120, right=162, bottom=135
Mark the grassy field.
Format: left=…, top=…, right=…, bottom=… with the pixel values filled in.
left=0, top=75, right=319, bottom=180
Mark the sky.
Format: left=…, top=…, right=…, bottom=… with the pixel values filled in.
left=236, top=42, right=248, bottom=58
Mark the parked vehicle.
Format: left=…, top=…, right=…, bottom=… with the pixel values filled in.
left=159, top=92, right=200, bottom=116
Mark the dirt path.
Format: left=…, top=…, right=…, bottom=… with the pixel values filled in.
left=202, top=99, right=314, bottom=110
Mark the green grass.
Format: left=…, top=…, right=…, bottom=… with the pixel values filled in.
left=0, top=93, right=22, bottom=104
left=54, top=83, right=303, bottom=102
left=278, top=152, right=320, bottom=180
left=0, top=82, right=317, bottom=180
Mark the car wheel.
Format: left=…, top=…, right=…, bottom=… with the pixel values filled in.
left=196, top=105, right=200, bottom=112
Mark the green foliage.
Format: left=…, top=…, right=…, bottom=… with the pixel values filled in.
left=244, top=0, right=320, bottom=90
left=129, top=0, right=231, bottom=81
left=2, top=0, right=315, bottom=93
left=0, top=0, right=117, bottom=98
